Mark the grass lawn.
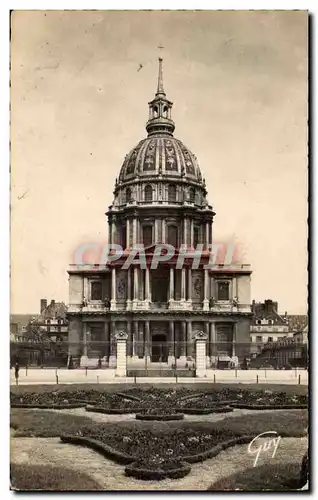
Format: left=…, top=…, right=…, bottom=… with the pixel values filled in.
left=11, top=408, right=308, bottom=438
left=11, top=409, right=95, bottom=437
left=10, top=382, right=308, bottom=396
left=10, top=463, right=102, bottom=491
left=207, top=462, right=303, bottom=491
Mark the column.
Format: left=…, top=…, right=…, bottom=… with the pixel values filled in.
left=169, top=267, right=175, bottom=301
left=168, top=321, right=174, bottom=361
left=133, top=267, right=139, bottom=301
left=186, top=321, right=192, bottom=357
left=203, top=268, right=209, bottom=311
left=139, top=322, right=145, bottom=358
left=181, top=268, right=186, bottom=302
left=111, top=267, right=117, bottom=310
left=108, top=222, right=112, bottom=246
left=104, top=321, right=110, bottom=359
left=210, top=322, right=216, bottom=363
left=205, top=322, right=210, bottom=365
left=155, top=219, right=159, bottom=242
left=195, top=332, right=208, bottom=377
left=133, top=320, right=138, bottom=357
left=145, top=321, right=150, bottom=361
left=126, top=219, right=130, bottom=248
left=232, top=323, right=237, bottom=360
left=83, top=323, right=88, bottom=358
left=190, top=219, right=194, bottom=248
left=180, top=321, right=186, bottom=358
left=115, top=332, right=128, bottom=377
left=83, top=277, right=89, bottom=302
left=127, top=320, right=132, bottom=357
left=183, top=218, right=188, bottom=246
left=111, top=220, right=117, bottom=245
left=126, top=268, right=132, bottom=310
left=162, top=220, right=166, bottom=243
left=187, top=268, right=192, bottom=302
left=205, top=222, right=210, bottom=248
left=109, top=321, right=117, bottom=367
left=232, top=276, right=238, bottom=310
left=132, top=218, right=137, bottom=246
left=145, top=267, right=150, bottom=302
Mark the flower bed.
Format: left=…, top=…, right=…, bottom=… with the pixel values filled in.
left=230, top=403, right=307, bottom=410
left=135, top=413, right=184, bottom=421
left=11, top=403, right=85, bottom=409
left=11, top=387, right=308, bottom=413
left=73, top=425, right=246, bottom=462
left=60, top=435, right=134, bottom=464
left=175, top=406, right=233, bottom=415
left=125, top=459, right=191, bottom=480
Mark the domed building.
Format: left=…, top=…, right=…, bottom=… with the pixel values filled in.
left=67, top=59, right=253, bottom=373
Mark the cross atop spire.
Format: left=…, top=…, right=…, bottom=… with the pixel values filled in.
left=146, top=57, right=175, bottom=137
left=156, top=57, right=165, bottom=96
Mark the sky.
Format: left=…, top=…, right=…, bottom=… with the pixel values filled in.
left=10, top=10, right=308, bottom=314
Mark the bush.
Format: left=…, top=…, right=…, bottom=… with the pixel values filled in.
left=135, top=413, right=184, bottom=421
left=125, top=459, right=191, bottom=480
left=10, top=463, right=102, bottom=491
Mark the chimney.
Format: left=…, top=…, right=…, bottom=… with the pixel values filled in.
left=264, top=299, right=274, bottom=315
left=285, top=311, right=288, bottom=317
left=40, top=299, right=47, bottom=313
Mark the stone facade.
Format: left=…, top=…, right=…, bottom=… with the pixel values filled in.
left=67, top=58, right=253, bottom=372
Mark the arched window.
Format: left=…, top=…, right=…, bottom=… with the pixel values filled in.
left=145, top=185, right=153, bottom=202
left=143, top=225, right=153, bottom=247
left=168, top=184, right=177, bottom=202
left=126, top=188, right=132, bottom=203
left=167, top=225, right=178, bottom=248
left=193, top=226, right=199, bottom=247
left=91, top=281, right=102, bottom=301
left=163, top=105, right=168, bottom=118
left=189, top=187, right=195, bottom=203
left=153, top=106, right=159, bottom=118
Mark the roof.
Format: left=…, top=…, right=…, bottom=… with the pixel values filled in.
left=39, top=301, right=67, bottom=321
left=252, top=301, right=287, bottom=325
left=118, top=136, right=204, bottom=186
left=286, top=315, right=308, bottom=332
left=10, top=314, right=38, bottom=329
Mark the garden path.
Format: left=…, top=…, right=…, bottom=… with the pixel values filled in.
left=51, top=406, right=289, bottom=423
left=11, top=436, right=308, bottom=491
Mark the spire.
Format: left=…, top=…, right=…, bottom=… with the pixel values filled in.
left=156, top=57, right=165, bottom=96
left=146, top=58, right=175, bottom=137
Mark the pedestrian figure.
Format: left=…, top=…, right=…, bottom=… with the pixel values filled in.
left=15, top=361, right=20, bottom=385
left=97, top=356, right=102, bottom=369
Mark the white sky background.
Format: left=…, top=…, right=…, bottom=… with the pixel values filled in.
left=10, top=10, right=308, bottom=314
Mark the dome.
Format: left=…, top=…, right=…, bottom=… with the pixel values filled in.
left=118, top=136, right=203, bottom=185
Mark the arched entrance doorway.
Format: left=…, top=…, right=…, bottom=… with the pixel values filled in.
left=151, top=333, right=168, bottom=362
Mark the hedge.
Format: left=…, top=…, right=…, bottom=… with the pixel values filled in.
left=125, top=460, right=191, bottom=481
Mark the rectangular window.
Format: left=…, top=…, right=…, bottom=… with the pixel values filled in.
left=217, top=281, right=230, bottom=301
left=256, top=336, right=263, bottom=342
left=143, top=225, right=153, bottom=247
left=268, top=336, right=273, bottom=342
left=91, top=281, right=102, bottom=301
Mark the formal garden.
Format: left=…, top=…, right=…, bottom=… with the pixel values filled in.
left=10, top=384, right=308, bottom=491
